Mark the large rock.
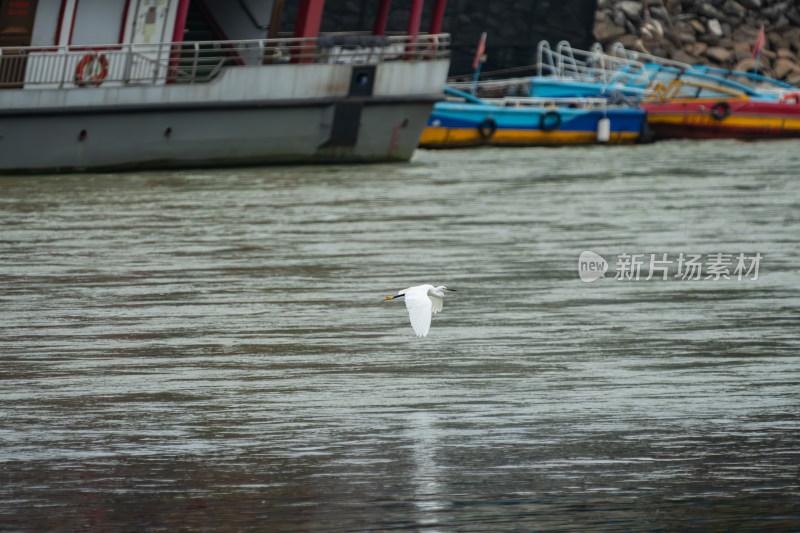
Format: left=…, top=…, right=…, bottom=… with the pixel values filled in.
left=677, top=30, right=697, bottom=44
left=616, top=34, right=644, bottom=49
left=648, top=6, right=671, bottom=23
left=613, top=10, right=628, bottom=28
left=687, top=41, right=709, bottom=57
left=670, top=49, right=700, bottom=64
left=737, top=0, right=761, bottom=9
left=787, top=9, right=800, bottom=27
left=664, top=0, right=682, bottom=14
left=595, top=19, right=628, bottom=43
left=736, top=58, right=774, bottom=77
left=772, top=15, right=791, bottom=32
left=768, top=31, right=788, bottom=50
left=705, top=46, right=733, bottom=63
left=617, top=1, right=643, bottom=24
left=640, top=18, right=664, bottom=39
left=733, top=26, right=761, bottom=42
left=707, top=19, right=724, bottom=39
left=733, top=40, right=754, bottom=60
left=773, top=57, right=800, bottom=79
left=762, top=2, right=789, bottom=23
left=689, top=19, right=706, bottom=34
left=784, top=28, right=800, bottom=52
left=721, top=0, right=747, bottom=19
left=696, top=4, right=726, bottom=20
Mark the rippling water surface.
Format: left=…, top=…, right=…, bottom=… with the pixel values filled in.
left=1, top=140, right=799, bottom=531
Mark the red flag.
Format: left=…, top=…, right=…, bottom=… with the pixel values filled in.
left=472, top=32, right=486, bottom=71
left=752, top=25, right=765, bottom=59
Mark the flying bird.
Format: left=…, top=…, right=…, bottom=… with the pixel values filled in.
left=383, top=284, right=455, bottom=337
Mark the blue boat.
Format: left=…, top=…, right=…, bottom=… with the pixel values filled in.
left=419, top=87, right=647, bottom=147
left=529, top=40, right=795, bottom=103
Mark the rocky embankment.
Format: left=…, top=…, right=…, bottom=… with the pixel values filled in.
left=594, top=0, right=800, bottom=82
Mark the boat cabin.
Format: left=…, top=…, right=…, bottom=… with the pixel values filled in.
left=0, top=0, right=449, bottom=89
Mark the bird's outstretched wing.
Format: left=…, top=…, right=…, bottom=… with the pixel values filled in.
left=404, top=287, right=433, bottom=337
left=429, top=293, right=443, bottom=315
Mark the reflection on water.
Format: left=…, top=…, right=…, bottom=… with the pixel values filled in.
left=1, top=140, right=799, bottom=531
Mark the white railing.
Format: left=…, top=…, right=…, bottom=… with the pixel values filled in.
left=0, top=33, right=450, bottom=89
left=535, top=40, right=651, bottom=88
left=483, top=96, right=626, bottom=109
left=608, top=41, right=800, bottom=94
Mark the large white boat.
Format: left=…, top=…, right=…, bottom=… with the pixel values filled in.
left=0, top=0, right=450, bottom=173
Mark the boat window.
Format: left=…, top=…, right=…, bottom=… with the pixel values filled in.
left=70, top=0, right=128, bottom=45
left=31, top=0, right=61, bottom=46
left=697, top=87, right=736, bottom=98
left=674, top=84, right=701, bottom=98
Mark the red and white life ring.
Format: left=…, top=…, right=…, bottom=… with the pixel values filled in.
left=75, top=53, right=109, bottom=87
left=780, top=91, right=800, bottom=104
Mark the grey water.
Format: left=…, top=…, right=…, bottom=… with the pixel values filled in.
left=1, top=140, right=799, bottom=532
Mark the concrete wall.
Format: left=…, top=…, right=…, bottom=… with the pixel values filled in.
left=278, top=0, right=599, bottom=77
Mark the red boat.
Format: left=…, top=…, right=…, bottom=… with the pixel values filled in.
left=643, top=79, right=800, bottom=139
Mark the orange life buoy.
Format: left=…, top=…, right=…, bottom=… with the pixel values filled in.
left=781, top=91, right=800, bottom=104
left=75, top=53, right=108, bottom=87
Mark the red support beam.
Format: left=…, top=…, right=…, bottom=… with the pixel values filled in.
left=167, top=0, right=192, bottom=82
left=294, top=0, right=326, bottom=39
left=373, top=0, right=392, bottom=35
left=428, top=0, right=446, bottom=34
left=170, top=0, right=191, bottom=43
left=407, top=0, right=424, bottom=39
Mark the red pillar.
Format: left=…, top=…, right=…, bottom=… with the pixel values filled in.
left=294, top=0, right=326, bottom=38
left=167, top=0, right=192, bottom=83
left=407, top=0, right=424, bottom=38
left=170, top=0, right=192, bottom=43
left=374, top=0, right=392, bottom=35
left=428, top=0, right=446, bottom=34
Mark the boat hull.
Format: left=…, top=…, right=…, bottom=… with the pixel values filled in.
left=0, top=97, right=436, bottom=173
left=0, top=55, right=450, bottom=173
left=643, top=99, right=800, bottom=139
left=420, top=101, right=646, bottom=148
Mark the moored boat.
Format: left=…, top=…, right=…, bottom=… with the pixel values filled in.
left=533, top=40, right=800, bottom=140
left=0, top=0, right=450, bottom=173
left=640, top=79, right=800, bottom=139
left=420, top=86, right=647, bottom=148
left=606, top=45, right=800, bottom=139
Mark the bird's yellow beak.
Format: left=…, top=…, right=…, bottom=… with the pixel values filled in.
left=383, top=296, right=395, bottom=301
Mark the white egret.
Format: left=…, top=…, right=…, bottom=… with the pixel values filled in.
left=383, top=284, right=455, bottom=337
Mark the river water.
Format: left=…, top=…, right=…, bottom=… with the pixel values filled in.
left=1, top=140, right=799, bottom=531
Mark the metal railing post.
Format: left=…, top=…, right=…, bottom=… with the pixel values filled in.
left=192, top=41, right=199, bottom=82
left=58, top=46, right=70, bottom=88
